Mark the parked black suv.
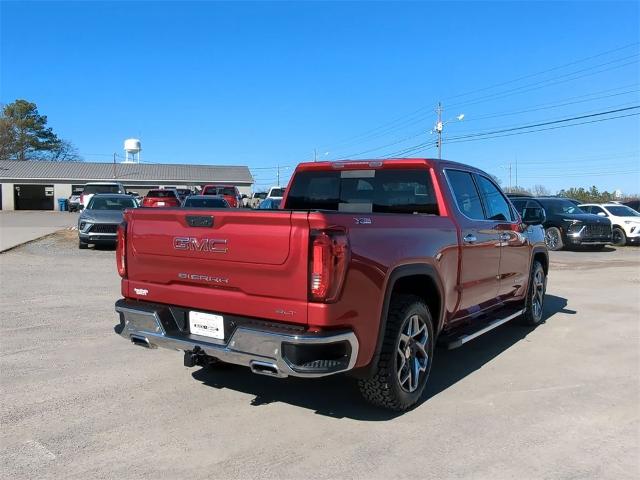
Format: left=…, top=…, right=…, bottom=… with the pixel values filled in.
left=508, top=195, right=612, bottom=251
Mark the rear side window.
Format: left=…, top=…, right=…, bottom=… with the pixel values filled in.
left=475, top=175, right=514, bottom=221
left=446, top=170, right=484, bottom=220
left=83, top=184, right=122, bottom=194
left=285, top=169, right=439, bottom=215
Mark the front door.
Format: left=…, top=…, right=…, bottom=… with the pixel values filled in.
left=475, top=174, right=530, bottom=301
left=446, top=170, right=501, bottom=316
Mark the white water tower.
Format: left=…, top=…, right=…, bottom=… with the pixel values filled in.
left=123, top=138, right=141, bottom=163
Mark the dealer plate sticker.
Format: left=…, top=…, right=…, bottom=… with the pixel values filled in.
left=189, top=311, right=224, bottom=339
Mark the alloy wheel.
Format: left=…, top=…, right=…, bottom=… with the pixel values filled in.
left=531, top=268, right=545, bottom=322
left=545, top=229, right=559, bottom=250
left=396, top=314, right=429, bottom=393
left=612, top=229, right=625, bottom=246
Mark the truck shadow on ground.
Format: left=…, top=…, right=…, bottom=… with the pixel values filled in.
left=191, top=294, right=573, bottom=421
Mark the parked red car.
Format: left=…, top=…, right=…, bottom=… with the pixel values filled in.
left=201, top=184, right=241, bottom=208
left=116, top=158, right=548, bottom=410
left=142, top=189, right=181, bottom=208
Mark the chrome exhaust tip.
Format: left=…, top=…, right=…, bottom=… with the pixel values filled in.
left=250, top=360, right=280, bottom=377
left=130, top=334, right=151, bottom=348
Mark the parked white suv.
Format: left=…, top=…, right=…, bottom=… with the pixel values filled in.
left=579, top=203, right=640, bottom=246
left=80, top=182, right=126, bottom=209
left=266, top=186, right=285, bottom=199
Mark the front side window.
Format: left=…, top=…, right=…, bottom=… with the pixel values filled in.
left=606, top=205, right=640, bottom=217
left=445, top=170, right=484, bottom=220
left=475, top=175, right=514, bottom=221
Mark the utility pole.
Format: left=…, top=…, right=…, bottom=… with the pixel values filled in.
left=515, top=155, right=518, bottom=188
left=509, top=162, right=512, bottom=191
left=113, top=153, right=117, bottom=179
left=277, top=164, right=280, bottom=186
left=314, top=148, right=317, bottom=162
left=436, top=102, right=443, bottom=159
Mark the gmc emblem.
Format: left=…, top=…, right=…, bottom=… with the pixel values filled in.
left=173, top=237, right=228, bottom=253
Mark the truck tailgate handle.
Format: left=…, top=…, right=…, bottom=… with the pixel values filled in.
left=186, top=215, right=213, bottom=227
left=463, top=234, right=477, bottom=244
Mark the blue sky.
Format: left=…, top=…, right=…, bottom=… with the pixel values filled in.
left=2, top=1, right=639, bottom=193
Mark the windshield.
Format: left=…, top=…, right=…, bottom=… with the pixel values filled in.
left=87, top=196, right=136, bottom=210
left=83, top=184, right=122, bottom=194
left=537, top=199, right=585, bottom=215
left=183, top=197, right=229, bottom=208
left=607, top=205, right=640, bottom=217
left=204, top=186, right=236, bottom=196
left=147, top=190, right=177, bottom=198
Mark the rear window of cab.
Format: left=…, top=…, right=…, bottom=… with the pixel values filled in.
left=285, top=168, right=439, bottom=215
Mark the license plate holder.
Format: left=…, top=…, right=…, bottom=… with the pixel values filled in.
left=189, top=311, right=224, bottom=339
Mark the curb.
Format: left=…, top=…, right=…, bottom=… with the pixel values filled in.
left=0, top=229, right=71, bottom=254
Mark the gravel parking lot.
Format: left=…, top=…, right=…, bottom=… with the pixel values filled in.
left=1, top=230, right=638, bottom=479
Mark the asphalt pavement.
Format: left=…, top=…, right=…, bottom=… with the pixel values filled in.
left=0, top=231, right=638, bottom=479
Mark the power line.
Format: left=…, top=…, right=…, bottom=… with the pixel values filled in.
left=446, top=106, right=639, bottom=141
left=442, top=42, right=640, bottom=102
left=329, top=86, right=640, bottom=159
left=519, top=170, right=639, bottom=179
left=446, top=55, right=639, bottom=110
left=374, top=109, right=639, bottom=158
left=318, top=43, right=639, bottom=153
left=445, top=110, right=640, bottom=145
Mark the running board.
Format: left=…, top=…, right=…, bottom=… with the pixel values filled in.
left=443, top=309, right=525, bottom=350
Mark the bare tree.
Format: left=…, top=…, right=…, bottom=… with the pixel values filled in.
left=532, top=184, right=550, bottom=196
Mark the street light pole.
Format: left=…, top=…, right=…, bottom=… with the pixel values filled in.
left=436, top=102, right=443, bottom=159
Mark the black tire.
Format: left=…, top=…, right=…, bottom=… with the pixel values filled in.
left=78, top=240, right=88, bottom=249
left=544, top=227, right=564, bottom=251
left=358, top=294, right=434, bottom=411
left=612, top=227, right=627, bottom=246
left=521, top=260, right=546, bottom=326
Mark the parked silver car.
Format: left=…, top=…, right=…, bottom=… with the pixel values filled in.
left=78, top=194, right=137, bottom=249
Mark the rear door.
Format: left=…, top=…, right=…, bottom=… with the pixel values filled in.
left=474, top=174, right=529, bottom=301
left=445, top=169, right=501, bottom=315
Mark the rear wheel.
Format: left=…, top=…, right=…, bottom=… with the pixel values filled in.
left=612, top=227, right=627, bottom=246
left=359, top=295, right=434, bottom=411
left=544, top=227, right=564, bottom=251
left=521, top=261, right=546, bottom=325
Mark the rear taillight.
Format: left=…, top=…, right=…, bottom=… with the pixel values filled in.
left=309, top=230, right=350, bottom=303
left=116, top=222, right=127, bottom=278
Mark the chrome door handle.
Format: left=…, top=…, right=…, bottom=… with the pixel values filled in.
left=463, top=234, right=477, bottom=244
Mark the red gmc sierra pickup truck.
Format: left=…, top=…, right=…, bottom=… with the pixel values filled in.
left=115, top=158, right=548, bottom=410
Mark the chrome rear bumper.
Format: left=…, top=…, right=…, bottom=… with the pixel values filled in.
left=115, top=299, right=358, bottom=378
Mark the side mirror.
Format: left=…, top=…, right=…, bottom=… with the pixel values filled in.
left=597, top=211, right=606, bottom=217
left=522, top=207, right=546, bottom=226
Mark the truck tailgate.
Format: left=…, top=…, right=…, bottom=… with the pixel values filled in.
left=123, top=209, right=310, bottom=324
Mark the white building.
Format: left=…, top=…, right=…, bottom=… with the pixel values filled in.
left=0, top=161, right=254, bottom=210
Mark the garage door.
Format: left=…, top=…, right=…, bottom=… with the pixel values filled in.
left=14, top=184, right=55, bottom=210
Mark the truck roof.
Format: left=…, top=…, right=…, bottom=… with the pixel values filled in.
left=294, top=158, right=486, bottom=174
